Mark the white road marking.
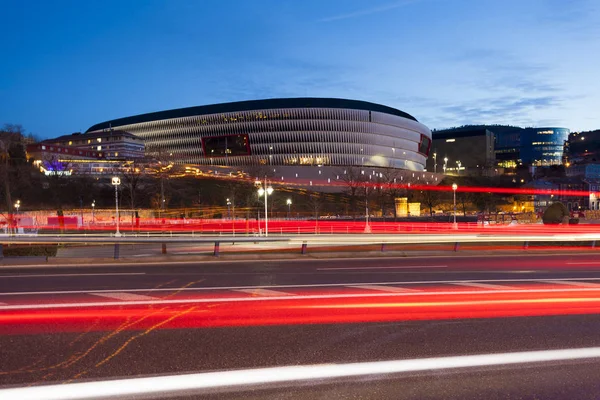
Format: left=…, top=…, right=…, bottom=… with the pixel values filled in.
left=350, top=285, right=415, bottom=293
left=2, top=287, right=600, bottom=311
left=452, top=282, right=516, bottom=290
left=0, top=273, right=145, bottom=278
left=317, top=265, right=447, bottom=271
left=567, top=261, right=600, bottom=265
left=3, top=277, right=600, bottom=297
left=3, top=347, right=600, bottom=399
left=234, top=288, right=292, bottom=296
left=538, top=280, right=600, bottom=287
left=88, top=292, right=159, bottom=301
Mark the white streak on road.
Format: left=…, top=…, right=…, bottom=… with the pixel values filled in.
left=2, top=277, right=600, bottom=297
left=317, top=265, right=447, bottom=270
left=0, top=273, right=145, bottom=278
left=2, top=287, right=600, bottom=310
left=537, top=280, right=600, bottom=287
left=233, top=289, right=292, bottom=296
left=89, top=292, right=159, bottom=301
left=349, top=285, right=415, bottom=293
left=3, top=347, right=600, bottom=399
left=452, top=282, right=516, bottom=290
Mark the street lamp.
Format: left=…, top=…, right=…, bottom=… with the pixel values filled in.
left=433, top=152, right=437, bottom=173
left=111, top=176, right=122, bottom=237
left=456, top=160, right=462, bottom=176
left=14, top=200, right=20, bottom=215
left=443, top=157, right=448, bottom=174
left=452, top=183, right=458, bottom=226
left=226, top=198, right=232, bottom=219
left=91, top=200, right=96, bottom=224
left=286, top=198, right=292, bottom=219
left=257, top=177, right=274, bottom=236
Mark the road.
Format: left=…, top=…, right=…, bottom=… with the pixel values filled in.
left=3, top=253, right=600, bottom=398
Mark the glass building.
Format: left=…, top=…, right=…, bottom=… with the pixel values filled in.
left=495, top=127, right=569, bottom=167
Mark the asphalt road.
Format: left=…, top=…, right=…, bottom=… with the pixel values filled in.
left=3, top=254, right=600, bottom=399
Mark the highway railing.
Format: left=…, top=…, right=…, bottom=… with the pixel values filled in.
left=0, top=236, right=288, bottom=259
left=3, top=231, right=600, bottom=260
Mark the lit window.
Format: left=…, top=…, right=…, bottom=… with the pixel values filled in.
left=87, top=140, right=91, bottom=144
left=68, top=141, right=72, bottom=145
left=97, top=138, right=102, bottom=143
left=115, top=152, right=119, bottom=157
left=446, top=139, right=456, bottom=142
left=97, top=146, right=102, bottom=151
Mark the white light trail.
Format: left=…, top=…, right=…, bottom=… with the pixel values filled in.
left=3, top=347, right=600, bottom=399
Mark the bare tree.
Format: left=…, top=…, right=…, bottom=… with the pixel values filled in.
left=337, top=166, right=366, bottom=216
left=121, top=160, right=144, bottom=210
left=0, top=125, right=28, bottom=233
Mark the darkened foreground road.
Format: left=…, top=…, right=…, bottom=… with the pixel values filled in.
left=3, top=253, right=600, bottom=398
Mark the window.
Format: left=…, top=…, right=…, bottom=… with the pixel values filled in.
left=202, top=134, right=250, bottom=157
left=97, top=146, right=102, bottom=151
left=418, top=135, right=431, bottom=156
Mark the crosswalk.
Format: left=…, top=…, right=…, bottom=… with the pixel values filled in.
left=89, top=292, right=160, bottom=301
left=2, top=279, right=600, bottom=310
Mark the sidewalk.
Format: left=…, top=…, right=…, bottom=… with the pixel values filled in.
left=1, top=246, right=597, bottom=267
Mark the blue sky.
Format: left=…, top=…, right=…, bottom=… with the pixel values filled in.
left=1, top=0, right=599, bottom=138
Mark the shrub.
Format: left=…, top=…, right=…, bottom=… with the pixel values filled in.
left=542, top=202, right=569, bottom=225
left=2, top=245, right=58, bottom=257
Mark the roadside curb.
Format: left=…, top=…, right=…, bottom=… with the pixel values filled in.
left=0, top=249, right=595, bottom=268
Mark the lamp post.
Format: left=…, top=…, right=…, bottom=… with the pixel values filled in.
left=286, top=198, right=292, bottom=219
left=456, top=160, right=462, bottom=176
left=443, top=157, right=448, bottom=174
left=14, top=200, right=20, bottom=215
left=257, top=176, right=273, bottom=236
left=433, top=152, right=437, bottom=173
left=112, top=177, right=121, bottom=237
left=452, top=183, right=458, bottom=226
left=91, top=200, right=96, bottom=224
left=226, top=198, right=232, bottom=219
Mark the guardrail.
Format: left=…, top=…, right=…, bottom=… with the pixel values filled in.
left=2, top=232, right=600, bottom=260
left=0, top=236, right=288, bottom=259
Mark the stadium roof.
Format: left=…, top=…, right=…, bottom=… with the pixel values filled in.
left=86, top=97, right=418, bottom=132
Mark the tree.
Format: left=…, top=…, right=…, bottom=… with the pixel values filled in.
left=0, top=124, right=29, bottom=232
left=121, top=160, right=144, bottom=211
left=418, top=188, right=442, bottom=217
left=338, top=167, right=365, bottom=216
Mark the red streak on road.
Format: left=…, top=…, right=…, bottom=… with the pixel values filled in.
left=2, top=286, right=600, bottom=335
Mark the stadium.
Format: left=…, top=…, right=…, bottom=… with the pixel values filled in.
left=86, top=98, right=435, bottom=186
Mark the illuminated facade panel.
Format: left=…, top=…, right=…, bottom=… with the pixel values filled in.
left=85, top=98, right=432, bottom=172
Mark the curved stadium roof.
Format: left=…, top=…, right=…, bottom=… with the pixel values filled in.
left=86, top=98, right=418, bottom=132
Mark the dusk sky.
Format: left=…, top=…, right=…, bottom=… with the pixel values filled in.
left=1, top=0, right=599, bottom=138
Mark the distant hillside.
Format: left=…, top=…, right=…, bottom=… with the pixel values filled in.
left=432, top=125, right=523, bottom=134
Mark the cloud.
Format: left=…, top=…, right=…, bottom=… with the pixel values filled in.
left=317, top=0, right=419, bottom=23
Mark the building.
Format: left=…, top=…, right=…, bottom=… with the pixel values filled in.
left=42, top=130, right=145, bottom=160
left=495, top=127, right=569, bottom=168
left=84, top=98, right=434, bottom=185
left=26, top=143, right=127, bottom=175
left=428, top=128, right=495, bottom=176
left=563, top=130, right=600, bottom=165
left=566, top=163, right=600, bottom=179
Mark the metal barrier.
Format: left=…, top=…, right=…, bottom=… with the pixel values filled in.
left=0, top=236, right=288, bottom=260
left=2, top=232, right=600, bottom=259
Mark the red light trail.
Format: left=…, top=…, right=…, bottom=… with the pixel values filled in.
left=3, top=285, right=600, bottom=335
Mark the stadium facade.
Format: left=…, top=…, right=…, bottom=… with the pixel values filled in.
left=86, top=98, right=432, bottom=172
